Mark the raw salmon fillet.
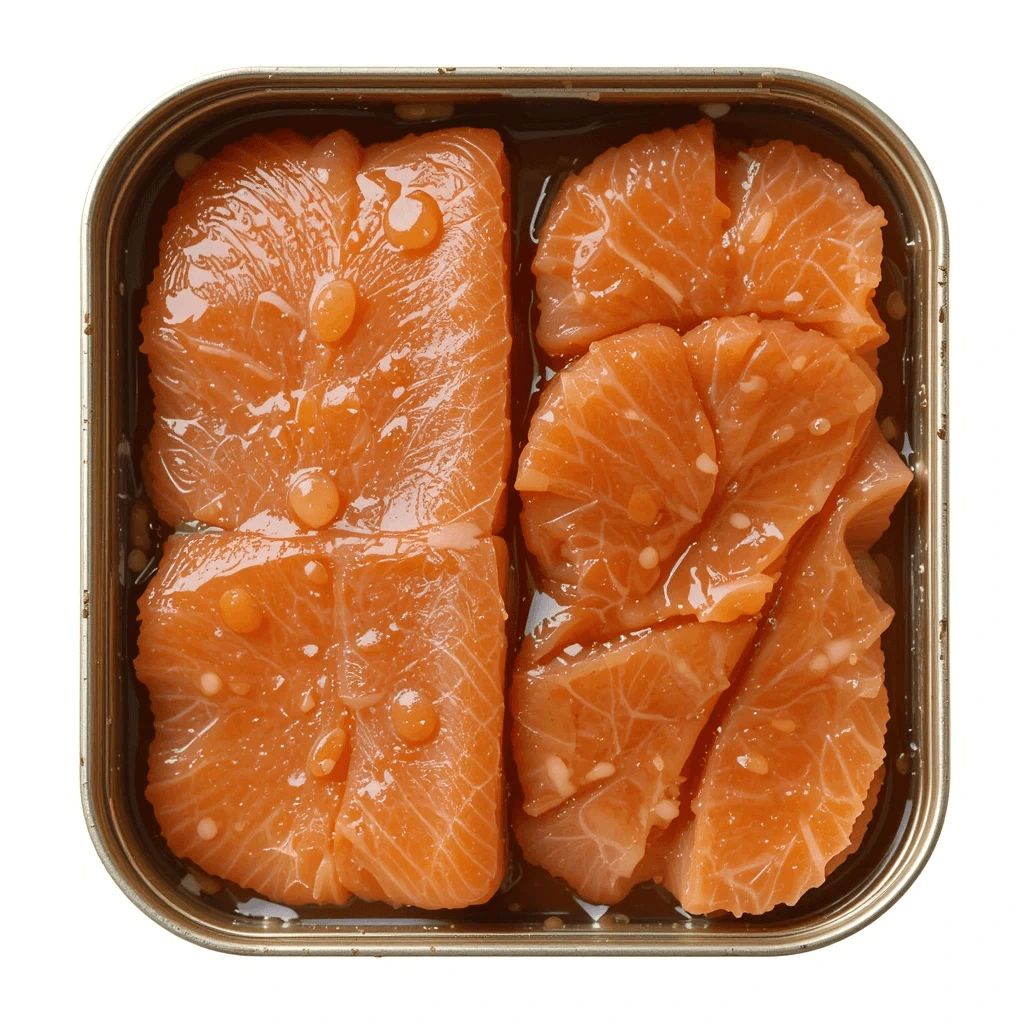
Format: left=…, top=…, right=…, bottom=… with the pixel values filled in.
left=533, top=122, right=885, bottom=356
left=332, top=532, right=508, bottom=909
left=141, top=127, right=511, bottom=534
left=512, top=620, right=754, bottom=905
left=718, top=140, right=887, bottom=351
left=514, top=121, right=906, bottom=913
left=532, top=122, right=729, bottom=356
left=516, top=324, right=716, bottom=609
left=519, top=315, right=880, bottom=660
left=136, top=528, right=508, bottom=909
left=136, top=532, right=350, bottom=906
left=618, top=315, right=880, bottom=626
left=663, top=427, right=911, bottom=916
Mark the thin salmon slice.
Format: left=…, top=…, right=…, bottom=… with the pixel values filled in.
left=719, top=140, right=887, bottom=351
left=663, top=426, right=911, bottom=917
left=142, top=127, right=511, bottom=535
left=532, top=121, right=728, bottom=357
left=332, top=532, right=508, bottom=909
left=136, top=529, right=508, bottom=908
left=512, top=620, right=754, bottom=904
left=533, top=123, right=884, bottom=356
left=620, top=315, right=880, bottom=626
left=516, top=324, right=716, bottom=609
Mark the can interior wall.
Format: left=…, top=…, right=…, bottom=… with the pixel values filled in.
left=81, top=70, right=948, bottom=954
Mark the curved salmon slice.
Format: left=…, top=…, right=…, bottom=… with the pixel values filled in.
left=136, top=529, right=508, bottom=909
left=516, top=324, right=716, bottom=609
left=142, top=127, right=511, bottom=535
left=621, top=315, right=880, bottom=626
left=533, top=124, right=884, bottom=356
left=519, top=316, right=880, bottom=660
left=512, top=620, right=754, bottom=904
left=136, top=532, right=350, bottom=906
left=720, top=140, right=887, bottom=351
left=332, top=533, right=508, bottom=909
left=663, top=427, right=911, bottom=917
left=532, top=121, right=728, bottom=357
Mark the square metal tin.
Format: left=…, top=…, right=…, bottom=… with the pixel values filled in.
left=81, top=67, right=949, bottom=955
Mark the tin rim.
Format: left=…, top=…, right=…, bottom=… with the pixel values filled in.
left=81, top=66, right=949, bottom=955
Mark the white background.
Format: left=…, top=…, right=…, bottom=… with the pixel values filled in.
left=0, top=1, right=1016, bottom=1019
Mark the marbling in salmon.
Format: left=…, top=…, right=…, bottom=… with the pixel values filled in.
left=136, top=529, right=508, bottom=909
left=533, top=122, right=885, bottom=357
left=142, top=127, right=511, bottom=535
left=663, top=428, right=910, bottom=917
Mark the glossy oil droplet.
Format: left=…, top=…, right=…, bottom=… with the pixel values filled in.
left=308, top=727, right=347, bottom=778
left=749, top=210, right=774, bottom=244
left=390, top=688, right=438, bottom=744
left=303, top=559, right=329, bottom=585
left=219, top=588, right=262, bottom=633
left=738, top=752, right=769, bottom=775
left=696, top=453, right=718, bottom=475
left=584, top=761, right=616, bottom=783
left=196, top=817, right=218, bottom=840
left=309, top=278, right=357, bottom=344
left=545, top=754, right=575, bottom=798
left=385, top=190, right=442, bottom=251
left=288, top=470, right=340, bottom=529
left=809, top=653, right=830, bottom=673
left=198, top=671, right=222, bottom=696
left=638, top=546, right=660, bottom=570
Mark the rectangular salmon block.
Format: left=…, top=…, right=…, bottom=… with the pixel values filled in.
left=141, top=127, right=511, bottom=536
left=135, top=528, right=507, bottom=909
left=332, top=529, right=508, bottom=908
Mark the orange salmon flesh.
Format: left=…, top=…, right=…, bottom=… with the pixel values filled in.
left=133, top=117, right=910, bottom=919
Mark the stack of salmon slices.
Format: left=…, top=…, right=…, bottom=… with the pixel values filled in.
left=135, top=116, right=911, bottom=919
left=513, top=121, right=911, bottom=914
left=136, top=128, right=512, bottom=909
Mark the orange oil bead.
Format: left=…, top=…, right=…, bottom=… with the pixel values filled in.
left=390, top=689, right=438, bottom=744
left=303, top=559, right=330, bottom=585
left=309, top=278, right=357, bottom=344
left=219, top=588, right=262, bottom=633
left=288, top=470, right=341, bottom=529
left=384, top=190, right=442, bottom=251
left=308, top=727, right=347, bottom=778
